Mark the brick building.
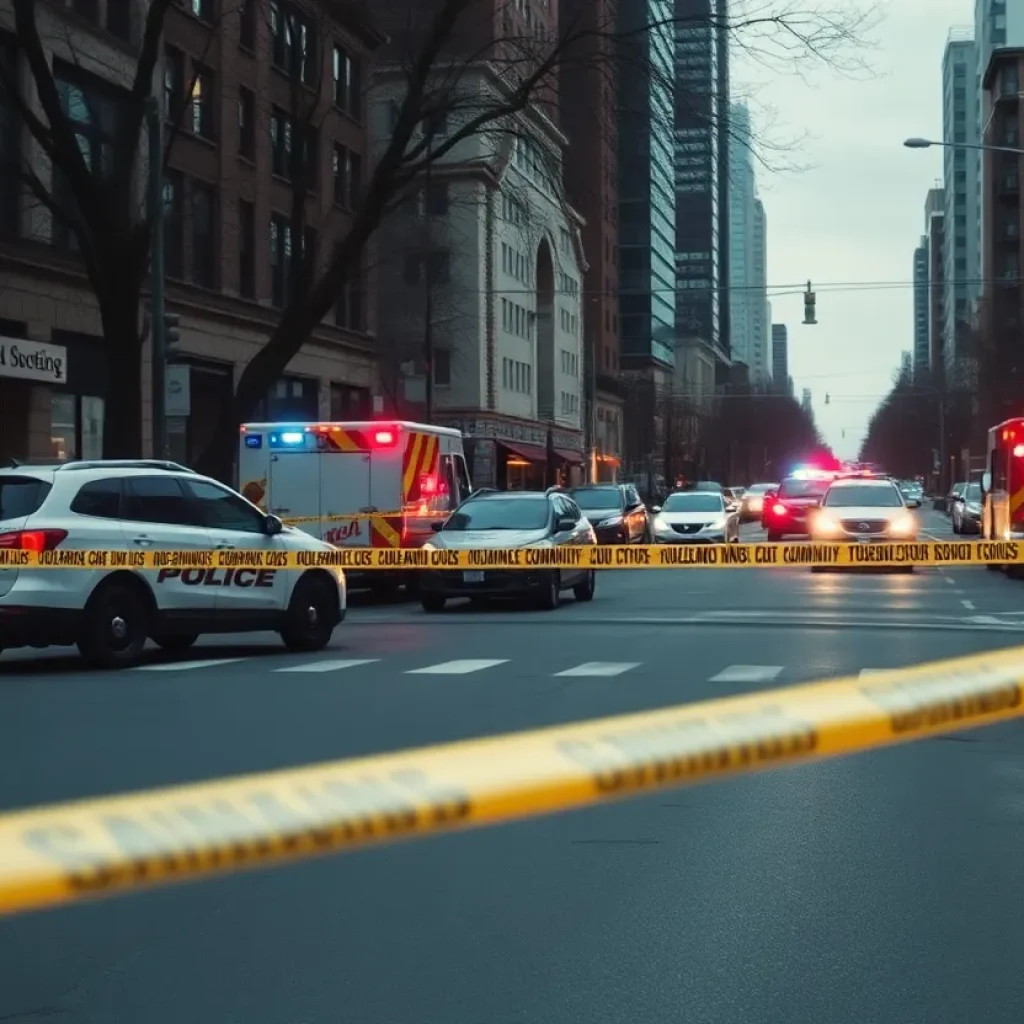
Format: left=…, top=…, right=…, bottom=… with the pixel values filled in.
left=0, top=0, right=381, bottom=469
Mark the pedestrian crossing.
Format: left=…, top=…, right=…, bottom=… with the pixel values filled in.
left=129, top=656, right=910, bottom=682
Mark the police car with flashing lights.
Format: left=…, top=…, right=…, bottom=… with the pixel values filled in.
left=0, top=459, right=346, bottom=667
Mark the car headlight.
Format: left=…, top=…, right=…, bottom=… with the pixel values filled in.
left=423, top=541, right=438, bottom=551
left=654, top=515, right=673, bottom=532
left=814, top=514, right=840, bottom=534
left=889, top=515, right=915, bottom=535
left=703, top=518, right=728, bottom=531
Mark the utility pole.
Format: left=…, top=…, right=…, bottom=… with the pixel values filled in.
left=145, top=97, right=166, bottom=459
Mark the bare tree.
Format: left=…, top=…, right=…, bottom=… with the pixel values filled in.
left=0, top=0, right=875, bottom=477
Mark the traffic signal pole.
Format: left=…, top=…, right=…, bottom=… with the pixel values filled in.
left=145, top=97, right=167, bottom=460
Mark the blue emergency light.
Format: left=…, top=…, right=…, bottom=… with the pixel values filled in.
left=244, top=434, right=262, bottom=448
left=269, top=430, right=306, bottom=449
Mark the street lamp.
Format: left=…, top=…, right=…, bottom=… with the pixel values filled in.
left=903, top=136, right=1024, bottom=156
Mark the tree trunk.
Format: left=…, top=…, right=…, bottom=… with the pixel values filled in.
left=98, top=287, right=144, bottom=458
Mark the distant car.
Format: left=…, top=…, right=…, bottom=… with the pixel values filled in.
left=953, top=482, right=982, bottom=534
left=651, top=490, right=740, bottom=543
left=740, top=483, right=776, bottom=523
left=569, top=483, right=650, bottom=544
left=946, top=481, right=966, bottom=517
left=809, top=477, right=919, bottom=572
left=419, top=490, right=597, bottom=611
left=763, top=475, right=830, bottom=541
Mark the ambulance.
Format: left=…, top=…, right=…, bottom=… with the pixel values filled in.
left=238, top=421, right=472, bottom=593
left=983, top=417, right=1024, bottom=569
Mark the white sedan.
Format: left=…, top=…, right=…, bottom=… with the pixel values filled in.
left=651, top=491, right=740, bottom=543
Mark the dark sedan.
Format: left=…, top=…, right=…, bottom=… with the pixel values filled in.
left=569, top=484, right=651, bottom=544
left=763, top=476, right=829, bottom=540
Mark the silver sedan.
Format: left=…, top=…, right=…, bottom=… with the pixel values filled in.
left=651, top=491, right=740, bottom=543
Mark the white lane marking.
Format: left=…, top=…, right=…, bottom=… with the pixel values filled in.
left=945, top=577, right=956, bottom=585
left=407, top=659, right=508, bottom=675
left=136, top=658, right=245, bottom=672
left=961, top=599, right=975, bottom=610
left=275, top=659, right=380, bottom=673
left=708, top=665, right=783, bottom=683
left=554, top=662, right=641, bottom=677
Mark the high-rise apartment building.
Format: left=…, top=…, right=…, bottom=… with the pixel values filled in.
left=727, top=103, right=755, bottom=372
left=925, top=187, right=947, bottom=373
left=771, top=324, right=789, bottom=393
left=942, top=31, right=979, bottom=373
left=561, top=0, right=623, bottom=477
left=801, top=388, right=813, bottom=416
left=673, top=0, right=729, bottom=363
left=750, top=198, right=770, bottom=386
left=617, top=0, right=676, bottom=373
left=913, top=238, right=930, bottom=373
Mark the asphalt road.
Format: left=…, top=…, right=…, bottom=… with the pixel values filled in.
left=4, top=508, right=1024, bottom=1022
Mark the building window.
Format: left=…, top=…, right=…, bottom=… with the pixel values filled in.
left=270, top=2, right=317, bottom=86
left=330, top=383, right=371, bottom=418
left=50, top=394, right=103, bottom=461
left=333, top=46, right=361, bottom=118
left=270, top=108, right=316, bottom=185
left=190, top=66, right=215, bottom=139
left=191, top=180, right=217, bottom=288
left=332, top=144, right=361, bottom=206
left=164, top=47, right=184, bottom=120
left=239, top=199, right=255, bottom=298
left=432, top=347, right=451, bottom=387
left=106, top=0, right=131, bottom=40
left=0, top=37, right=19, bottom=237
left=334, top=274, right=364, bottom=331
left=239, top=0, right=255, bottom=49
left=190, top=0, right=214, bottom=23
left=53, top=63, right=124, bottom=250
left=269, top=213, right=291, bottom=307
left=238, top=87, right=254, bottom=158
left=163, top=169, right=184, bottom=278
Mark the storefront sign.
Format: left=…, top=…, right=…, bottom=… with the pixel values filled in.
left=438, top=415, right=583, bottom=453
left=0, top=337, right=67, bottom=384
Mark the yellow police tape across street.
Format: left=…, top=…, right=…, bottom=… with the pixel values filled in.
left=0, top=540, right=1022, bottom=570
left=1, top=644, right=1023, bottom=917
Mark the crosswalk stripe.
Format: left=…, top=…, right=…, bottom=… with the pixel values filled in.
left=135, top=658, right=246, bottom=672
left=554, top=662, right=640, bottom=677
left=275, top=659, right=380, bottom=673
left=407, top=659, right=508, bottom=675
left=708, top=665, right=783, bottom=683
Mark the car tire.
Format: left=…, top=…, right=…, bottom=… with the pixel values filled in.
left=153, top=633, right=199, bottom=652
left=78, top=580, right=151, bottom=668
left=767, top=530, right=782, bottom=542
left=573, top=570, right=596, bottom=602
left=280, top=574, right=337, bottom=652
left=536, top=572, right=560, bottom=610
left=421, top=594, right=446, bottom=612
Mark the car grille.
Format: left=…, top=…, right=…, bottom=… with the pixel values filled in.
left=672, top=523, right=707, bottom=534
left=840, top=519, right=889, bottom=535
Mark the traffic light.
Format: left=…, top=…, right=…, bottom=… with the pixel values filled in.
left=164, top=312, right=181, bottom=360
left=803, top=280, right=817, bottom=324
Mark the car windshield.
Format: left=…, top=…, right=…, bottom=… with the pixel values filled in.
left=824, top=485, right=903, bottom=508
left=444, top=498, right=549, bottom=531
left=570, top=488, right=621, bottom=510
left=662, top=493, right=724, bottom=513
left=0, top=477, right=51, bottom=520
left=779, top=479, right=827, bottom=498
left=964, top=484, right=982, bottom=502
left=748, top=483, right=775, bottom=494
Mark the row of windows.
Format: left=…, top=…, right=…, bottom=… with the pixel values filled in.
left=560, top=349, right=579, bottom=377
left=502, top=299, right=532, bottom=338
left=502, top=193, right=528, bottom=227
left=558, top=308, right=579, bottom=338
left=560, top=391, right=579, bottom=415
left=556, top=272, right=579, bottom=298
left=501, top=243, right=530, bottom=283
left=502, top=358, right=532, bottom=393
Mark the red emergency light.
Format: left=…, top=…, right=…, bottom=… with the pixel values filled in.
left=373, top=428, right=397, bottom=446
left=1013, top=444, right=1024, bottom=458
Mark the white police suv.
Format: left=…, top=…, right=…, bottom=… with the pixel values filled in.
left=0, top=460, right=346, bottom=667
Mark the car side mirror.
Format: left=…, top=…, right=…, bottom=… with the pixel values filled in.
left=906, top=498, right=921, bottom=509
left=556, top=516, right=576, bottom=532
left=982, top=471, right=992, bottom=492
left=263, top=514, right=283, bottom=536
left=430, top=520, right=445, bottom=532
left=651, top=505, right=662, bottom=513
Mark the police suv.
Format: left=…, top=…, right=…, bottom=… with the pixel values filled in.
left=0, top=460, right=347, bottom=667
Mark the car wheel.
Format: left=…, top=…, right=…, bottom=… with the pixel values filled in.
left=153, top=633, right=199, bottom=652
left=280, top=574, right=337, bottom=652
left=536, top=572, right=560, bottom=610
left=767, top=530, right=782, bottom=542
left=78, top=580, right=151, bottom=668
left=573, top=570, right=596, bottom=602
left=421, top=594, right=446, bottom=612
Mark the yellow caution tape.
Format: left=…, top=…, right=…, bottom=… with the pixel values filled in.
left=279, top=512, right=406, bottom=524
left=1, top=644, right=1023, bottom=917
left=0, top=540, right=1020, bottom=570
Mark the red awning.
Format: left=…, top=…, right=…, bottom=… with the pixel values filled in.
left=555, top=448, right=584, bottom=464
left=500, top=441, right=549, bottom=462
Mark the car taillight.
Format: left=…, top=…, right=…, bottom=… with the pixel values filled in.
left=772, top=503, right=786, bottom=516
left=0, top=529, right=68, bottom=552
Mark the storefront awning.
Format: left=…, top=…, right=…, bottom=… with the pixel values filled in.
left=555, top=448, right=584, bottom=464
left=500, top=441, right=549, bottom=462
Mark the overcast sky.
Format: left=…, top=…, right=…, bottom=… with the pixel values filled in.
left=733, top=0, right=969, bottom=459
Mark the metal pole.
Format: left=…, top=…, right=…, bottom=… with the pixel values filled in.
left=938, top=390, right=946, bottom=495
left=145, top=98, right=166, bottom=459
